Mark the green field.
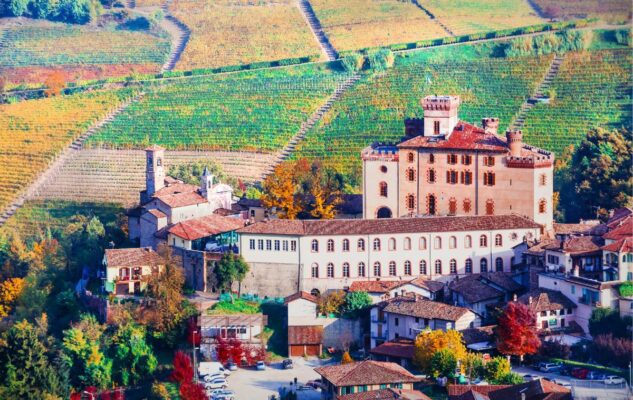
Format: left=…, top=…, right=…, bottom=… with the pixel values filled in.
left=86, top=64, right=351, bottom=152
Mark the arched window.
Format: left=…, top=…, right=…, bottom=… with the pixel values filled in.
left=495, top=257, right=504, bottom=272
left=406, top=194, right=416, bottom=210
left=419, top=260, right=427, bottom=275
left=389, top=261, right=396, bottom=276
left=358, top=262, right=366, bottom=277
left=373, top=262, right=381, bottom=277
left=388, top=238, right=396, bottom=251
left=311, top=263, right=319, bottom=278
left=480, top=235, right=488, bottom=247
left=539, top=198, right=547, bottom=214
left=358, top=238, right=365, bottom=251
left=342, top=239, right=349, bottom=252
left=463, top=198, right=472, bottom=213
left=480, top=258, right=488, bottom=273
left=407, top=152, right=415, bottom=163
left=427, top=169, right=436, bottom=184
left=427, top=194, right=437, bottom=215
left=464, top=235, right=472, bottom=248
left=379, top=182, right=388, bottom=197
left=406, top=168, right=416, bottom=182
left=465, top=258, right=473, bottom=273
left=327, top=263, right=334, bottom=277
left=342, top=263, right=350, bottom=277
left=449, top=236, right=457, bottom=249
left=495, top=234, right=502, bottom=247
left=404, top=237, right=411, bottom=250
left=435, top=260, right=442, bottom=275
left=419, top=237, right=427, bottom=250
left=429, top=153, right=435, bottom=163
left=311, top=239, right=319, bottom=252
left=404, top=261, right=412, bottom=275
left=448, top=197, right=457, bottom=215
left=434, top=236, right=442, bottom=249
left=327, top=239, right=334, bottom=252
left=373, top=238, right=381, bottom=251
left=450, top=259, right=457, bottom=274
left=485, top=199, right=494, bottom=215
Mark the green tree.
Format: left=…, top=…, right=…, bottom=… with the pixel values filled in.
left=483, top=356, right=511, bottom=384
left=589, top=307, right=632, bottom=339
left=6, top=0, right=29, bottom=16
left=498, top=372, right=525, bottom=384
left=214, top=253, right=250, bottom=295
left=462, top=352, right=484, bottom=382
left=341, top=53, right=364, bottom=72
left=111, top=322, right=157, bottom=386
left=29, top=0, right=57, bottom=18
left=342, top=291, right=372, bottom=317
left=430, top=348, right=458, bottom=378
left=57, top=0, right=96, bottom=23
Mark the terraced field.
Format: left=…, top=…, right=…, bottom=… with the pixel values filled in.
left=293, top=53, right=554, bottom=177
left=420, top=0, right=544, bottom=36
left=531, top=0, right=631, bottom=23
left=86, top=65, right=351, bottom=151
left=309, top=0, right=447, bottom=51
left=522, top=49, right=632, bottom=155
left=0, top=19, right=170, bottom=86
left=0, top=89, right=136, bottom=213
left=170, top=0, right=322, bottom=70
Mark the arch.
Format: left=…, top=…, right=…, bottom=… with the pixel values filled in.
left=327, top=239, right=335, bottom=252
left=406, top=194, right=416, bottom=210
left=464, top=235, right=472, bottom=248
left=376, top=207, right=392, bottom=219
left=450, top=259, right=457, bottom=274
left=434, top=236, right=442, bottom=249
left=419, top=237, right=427, bottom=250
left=342, top=262, right=350, bottom=277
left=311, top=239, right=319, bottom=252
left=373, top=262, right=381, bottom=277
left=404, top=237, right=411, bottom=250
left=310, top=288, right=320, bottom=297
left=379, top=181, right=388, bottom=197
left=427, top=194, right=437, bottom=215
left=434, top=260, right=442, bottom=275
left=311, top=263, right=319, bottom=278
left=465, top=258, right=473, bottom=273
left=407, top=152, right=415, bottom=163
left=539, top=198, right=547, bottom=214
left=404, top=261, right=412, bottom=275
left=388, top=237, right=396, bottom=251
left=463, top=198, right=472, bottom=213
left=485, top=199, right=494, bottom=215
left=495, top=257, right=504, bottom=272
left=480, top=258, right=488, bottom=273
left=389, top=261, right=397, bottom=276
left=327, top=263, right=335, bottom=277
left=494, top=234, right=502, bottom=247
left=406, top=168, right=416, bottom=182
left=427, top=169, right=436, bottom=184
left=419, top=260, right=427, bottom=275
left=480, top=235, right=488, bottom=247
left=342, top=239, right=350, bottom=252
left=449, top=197, right=457, bottom=215
left=358, top=262, right=366, bottom=277
left=449, top=236, right=457, bottom=249
left=358, top=238, right=365, bottom=251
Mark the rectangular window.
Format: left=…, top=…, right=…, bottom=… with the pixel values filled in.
left=291, top=241, right=297, bottom=252
left=570, top=285, right=575, bottom=294
left=462, top=154, right=472, bottom=165
left=447, top=154, right=458, bottom=164
left=446, top=170, right=458, bottom=184
left=394, top=317, right=399, bottom=326
left=483, top=172, right=496, bottom=186
left=258, top=240, right=264, bottom=250
left=434, top=121, right=440, bottom=135
left=461, top=170, right=472, bottom=185
left=266, top=240, right=272, bottom=250
left=274, top=240, right=280, bottom=251
left=483, top=156, right=495, bottom=166
left=249, top=239, right=255, bottom=250
left=282, top=241, right=288, bottom=251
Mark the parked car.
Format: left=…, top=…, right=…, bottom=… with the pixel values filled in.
left=604, top=376, right=625, bottom=385
left=552, top=379, right=571, bottom=388
left=523, top=374, right=540, bottom=382
left=586, top=371, right=607, bottom=381
left=211, top=389, right=235, bottom=400
left=204, top=378, right=228, bottom=389
left=539, top=362, right=563, bottom=372
left=256, top=361, right=266, bottom=371
left=202, top=373, right=225, bottom=382
left=226, top=362, right=238, bottom=371
left=532, top=362, right=547, bottom=371
left=570, top=368, right=589, bottom=379
left=282, top=359, right=294, bottom=369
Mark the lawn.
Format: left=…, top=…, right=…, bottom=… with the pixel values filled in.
left=170, top=0, right=322, bottom=70
left=208, top=299, right=262, bottom=315
left=309, top=0, right=447, bottom=51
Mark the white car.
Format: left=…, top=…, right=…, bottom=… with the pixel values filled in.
left=204, top=378, right=228, bottom=389
left=202, top=373, right=225, bottom=382
left=604, top=376, right=625, bottom=385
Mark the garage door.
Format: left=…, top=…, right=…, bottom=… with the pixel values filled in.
left=289, top=345, right=320, bottom=356
left=305, top=345, right=320, bottom=356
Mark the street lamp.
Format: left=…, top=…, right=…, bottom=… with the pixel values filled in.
left=193, top=330, right=199, bottom=384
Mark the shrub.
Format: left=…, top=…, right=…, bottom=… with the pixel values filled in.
left=619, top=281, right=633, bottom=297
left=538, top=338, right=571, bottom=360
left=367, top=49, right=394, bottom=72
left=341, top=53, right=365, bottom=73
left=589, top=307, right=632, bottom=339
left=615, top=29, right=632, bottom=46
left=591, top=334, right=633, bottom=368
left=484, top=357, right=511, bottom=384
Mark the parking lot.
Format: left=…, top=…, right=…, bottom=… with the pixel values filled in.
left=224, top=357, right=334, bottom=400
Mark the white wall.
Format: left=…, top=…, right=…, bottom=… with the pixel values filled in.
left=287, top=298, right=318, bottom=326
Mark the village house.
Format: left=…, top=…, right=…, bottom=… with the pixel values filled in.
left=349, top=278, right=445, bottom=304
left=447, top=379, right=571, bottom=400
left=362, top=95, right=554, bottom=229
left=314, top=360, right=420, bottom=399
left=199, top=314, right=267, bottom=343
left=515, top=288, right=577, bottom=332
left=103, top=247, right=164, bottom=296
left=448, top=272, right=523, bottom=320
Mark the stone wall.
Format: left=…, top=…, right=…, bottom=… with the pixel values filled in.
left=237, top=262, right=300, bottom=298
left=321, top=318, right=362, bottom=349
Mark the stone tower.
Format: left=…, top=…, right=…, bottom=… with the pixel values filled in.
left=200, top=166, right=214, bottom=201
left=421, top=95, right=460, bottom=137
left=506, top=130, right=523, bottom=157
left=145, top=145, right=165, bottom=198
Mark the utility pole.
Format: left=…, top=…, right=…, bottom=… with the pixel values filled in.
left=193, top=330, right=198, bottom=384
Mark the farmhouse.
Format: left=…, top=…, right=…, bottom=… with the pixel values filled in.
left=362, top=95, right=554, bottom=229
left=103, top=247, right=165, bottom=296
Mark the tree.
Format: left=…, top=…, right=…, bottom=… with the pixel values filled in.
left=498, top=372, right=524, bottom=384
left=57, top=0, right=96, bottom=23
left=179, top=382, right=206, bottom=400
left=29, top=0, right=56, bottom=18
left=496, top=302, right=540, bottom=362
left=170, top=351, right=193, bottom=384
left=110, top=322, right=157, bottom=386
left=483, top=356, right=511, bottom=384
left=342, top=291, right=372, bottom=317
left=341, top=53, right=364, bottom=72
left=341, top=351, right=354, bottom=364
left=413, top=329, right=466, bottom=373
left=150, top=382, right=170, bottom=400
left=317, top=290, right=345, bottom=316
left=6, top=0, right=29, bottom=16
left=0, top=277, right=25, bottom=317
left=214, top=253, right=249, bottom=295
left=430, top=348, right=457, bottom=378
left=591, top=334, right=632, bottom=368
left=589, top=307, right=632, bottom=339
left=261, top=160, right=306, bottom=219
left=462, top=352, right=484, bottom=382
left=538, top=338, right=571, bottom=360
left=44, top=71, right=66, bottom=97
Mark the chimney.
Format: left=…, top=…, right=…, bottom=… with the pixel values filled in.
left=482, top=117, right=499, bottom=135
left=506, top=130, right=523, bottom=157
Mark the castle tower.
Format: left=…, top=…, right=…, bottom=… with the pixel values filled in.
left=200, top=166, right=214, bottom=201
left=482, top=117, right=499, bottom=135
left=145, top=145, right=165, bottom=198
left=421, top=95, right=460, bottom=137
left=506, top=130, right=523, bottom=157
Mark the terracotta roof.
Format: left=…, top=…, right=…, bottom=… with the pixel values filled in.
left=607, top=208, right=632, bottom=227
left=487, top=379, right=571, bottom=400
left=603, top=237, right=633, bottom=253
left=460, top=325, right=496, bottom=345
left=525, top=239, right=557, bottom=256
left=339, top=389, right=431, bottom=400
left=397, top=121, right=508, bottom=152
left=517, top=289, right=576, bottom=313
left=167, top=214, right=244, bottom=241
left=104, top=247, right=164, bottom=268
left=381, top=295, right=471, bottom=321
left=284, top=291, right=318, bottom=305
left=407, top=277, right=445, bottom=293
left=450, top=275, right=504, bottom=304
left=448, top=385, right=511, bottom=400
left=238, top=215, right=541, bottom=236
left=287, top=325, right=323, bottom=345
left=147, top=209, right=167, bottom=219
left=553, top=222, right=600, bottom=235
left=152, top=183, right=208, bottom=208
left=314, top=361, right=419, bottom=387
left=350, top=280, right=402, bottom=293
left=543, top=236, right=604, bottom=255
left=479, top=272, right=522, bottom=292
left=603, top=217, right=633, bottom=241
left=213, top=207, right=240, bottom=217
left=370, top=338, right=416, bottom=360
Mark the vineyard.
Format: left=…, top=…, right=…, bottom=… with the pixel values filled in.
left=309, top=0, right=446, bottom=51
left=0, top=20, right=170, bottom=86
left=170, top=0, right=322, bottom=70
left=421, top=0, right=544, bottom=36
left=293, top=53, right=554, bottom=177
left=0, top=89, right=136, bottom=213
left=85, top=65, right=350, bottom=152
left=522, top=49, right=632, bottom=155
left=531, top=0, right=631, bottom=23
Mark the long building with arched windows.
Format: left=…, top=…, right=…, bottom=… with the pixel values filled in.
left=361, top=95, right=554, bottom=229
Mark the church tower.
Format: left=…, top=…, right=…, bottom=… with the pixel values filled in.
left=145, top=145, right=165, bottom=198
left=200, top=166, right=214, bottom=202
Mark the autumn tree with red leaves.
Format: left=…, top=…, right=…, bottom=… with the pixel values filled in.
left=179, top=382, right=206, bottom=400
left=170, top=351, right=194, bottom=384
left=496, top=302, right=541, bottom=362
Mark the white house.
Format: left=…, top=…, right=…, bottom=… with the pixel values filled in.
left=237, top=215, right=542, bottom=297
left=199, top=314, right=267, bottom=344
left=103, top=247, right=164, bottom=296
left=515, top=288, right=577, bottom=332
left=349, top=278, right=445, bottom=304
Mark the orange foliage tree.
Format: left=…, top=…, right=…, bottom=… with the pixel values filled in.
left=0, top=277, right=26, bottom=318
left=44, top=71, right=66, bottom=97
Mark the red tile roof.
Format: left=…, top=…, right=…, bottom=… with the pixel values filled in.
left=105, top=247, right=164, bottom=268
left=553, top=222, right=601, bottom=235
left=284, top=291, right=318, bottom=305
left=602, top=237, right=633, bottom=253
left=350, top=280, right=402, bottom=293
left=152, top=183, right=208, bottom=208
left=147, top=209, right=167, bottom=219
left=168, top=214, right=244, bottom=241
left=448, top=385, right=511, bottom=400
left=487, top=379, right=571, bottom=400
left=603, top=217, right=633, bottom=241
left=370, top=339, right=416, bottom=360
left=398, top=122, right=508, bottom=152
left=543, top=236, right=604, bottom=255
left=238, top=215, right=541, bottom=236
left=449, top=275, right=504, bottom=303
left=380, top=295, right=472, bottom=321
left=339, top=389, right=431, bottom=400
left=516, top=288, right=576, bottom=313
left=407, top=277, right=445, bottom=293
left=315, top=361, right=419, bottom=387
left=287, top=325, right=323, bottom=345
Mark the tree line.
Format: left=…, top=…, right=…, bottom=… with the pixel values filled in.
left=1, top=0, right=104, bottom=24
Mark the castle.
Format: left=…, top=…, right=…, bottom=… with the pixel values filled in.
left=361, top=95, right=554, bottom=229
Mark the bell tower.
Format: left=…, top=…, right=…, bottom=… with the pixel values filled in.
left=145, top=145, right=165, bottom=198
left=200, top=166, right=214, bottom=202
left=422, top=95, right=460, bottom=137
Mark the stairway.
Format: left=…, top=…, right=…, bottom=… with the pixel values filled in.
left=0, top=93, right=145, bottom=227
left=509, top=54, right=564, bottom=131
left=160, top=0, right=191, bottom=72
left=262, top=73, right=361, bottom=178
left=410, top=0, right=454, bottom=36
left=298, top=0, right=338, bottom=61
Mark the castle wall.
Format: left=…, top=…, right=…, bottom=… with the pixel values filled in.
left=363, top=158, right=399, bottom=219
left=237, top=262, right=300, bottom=298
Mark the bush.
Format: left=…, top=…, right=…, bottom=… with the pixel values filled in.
left=484, top=357, right=511, bottom=384
left=589, top=307, right=632, bottom=339
left=366, top=49, right=394, bottom=72
left=538, top=338, right=571, bottom=360
left=56, top=0, right=97, bottom=24
left=340, top=53, right=365, bottom=73
left=591, top=334, right=633, bottom=369
left=615, top=29, right=632, bottom=46
left=619, top=281, right=633, bottom=297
